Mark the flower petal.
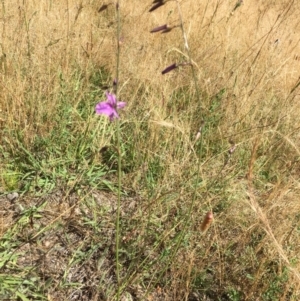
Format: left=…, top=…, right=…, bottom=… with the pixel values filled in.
left=95, top=102, right=114, bottom=116
left=105, top=92, right=117, bottom=106
left=117, top=101, right=126, bottom=109
left=110, top=110, right=119, bottom=121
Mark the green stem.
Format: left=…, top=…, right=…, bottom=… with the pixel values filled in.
left=115, top=1, right=122, bottom=300
left=149, top=1, right=206, bottom=293
left=176, top=0, right=204, bottom=209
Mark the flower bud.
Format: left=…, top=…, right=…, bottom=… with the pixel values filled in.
left=162, top=63, right=177, bottom=75
left=201, top=211, right=213, bottom=232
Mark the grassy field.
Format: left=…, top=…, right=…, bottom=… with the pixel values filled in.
left=1, top=0, right=300, bottom=300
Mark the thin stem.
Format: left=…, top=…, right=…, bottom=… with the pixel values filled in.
left=157, top=0, right=207, bottom=283
left=176, top=0, right=202, bottom=118
left=115, top=1, right=122, bottom=301
left=147, top=2, right=206, bottom=293
left=116, top=113, right=122, bottom=301
left=176, top=0, right=204, bottom=216
left=65, top=0, right=70, bottom=71
left=114, top=3, right=121, bottom=96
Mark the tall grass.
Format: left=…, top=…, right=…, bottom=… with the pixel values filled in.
left=1, top=0, right=300, bottom=300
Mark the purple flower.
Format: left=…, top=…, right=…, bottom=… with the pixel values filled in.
left=95, top=92, right=126, bottom=121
